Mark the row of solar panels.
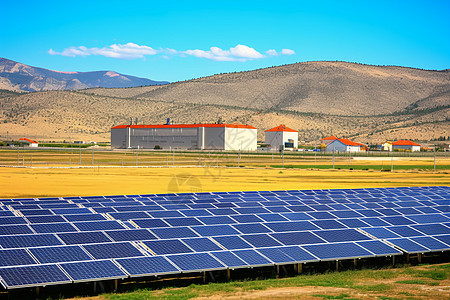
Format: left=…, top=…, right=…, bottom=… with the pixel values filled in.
left=0, top=239, right=402, bottom=289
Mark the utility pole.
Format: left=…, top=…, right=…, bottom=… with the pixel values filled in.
left=79, top=146, right=82, bottom=165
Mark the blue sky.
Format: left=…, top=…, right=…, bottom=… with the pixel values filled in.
left=1, top=0, right=449, bottom=82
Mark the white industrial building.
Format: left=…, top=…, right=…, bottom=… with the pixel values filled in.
left=111, top=123, right=257, bottom=151
left=326, top=138, right=365, bottom=152
left=19, top=138, right=38, bottom=147
left=265, top=125, right=298, bottom=150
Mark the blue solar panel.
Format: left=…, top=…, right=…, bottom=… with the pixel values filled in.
left=181, top=237, right=222, bottom=252
left=278, top=246, right=318, bottom=262
left=235, top=207, right=270, bottom=214
left=232, top=249, right=273, bottom=266
left=303, top=242, right=373, bottom=260
left=0, top=249, right=36, bottom=266
left=241, top=234, right=282, bottom=247
left=116, top=256, right=179, bottom=276
left=212, top=236, right=253, bottom=250
left=147, top=211, right=185, bottom=218
left=179, top=209, right=212, bottom=217
left=281, top=212, right=313, bottom=221
left=406, top=214, right=450, bottom=224
left=83, top=242, right=144, bottom=259
left=311, top=220, right=347, bottom=230
left=164, top=217, right=203, bottom=227
left=30, top=222, right=78, bottom=233
left=132, top=218, right=170, bottom=228
left=191, top=225, right=239, bottom=236
left=0, top=264, right=71, bottom=288
left=0, top=234, right=63, bottom=248
left=0, top=225, right=33, bottom=235
left=210, top=251, right=248, bottom=268
left=412, top=224, right=450, bottom=235
left=109, top=211, right=150, bottom=220
left=256, top=247, right=296, bottom=264
left=143, top=239, right=193, bottom=255
left=26, top=215, right=66, bottom=224
left=232, top=223, right=271, bottom=234
left=381, top=216, right=416, bottom=226
left=167, top=253, right=225, bottom=271
left=60, top=260, right=126, bottom=281
left=356, top=209, right=383, bottom=217
left=272, top=232, right=325, bottom=246
left=197, top=216, right=236, bottom=225
left=337, top=219, right=370, bottom=228
left=0, top=217, right=28, bottom=225
left=265, top=221, right=319, bottom=232
left=256, top=213, right=288, bottom=222
left=150, top=227, right=198, bottom=239
left=105, top=229, right=157, bottom=242
left=19, top=209, right=54, bottom=216
left=230, top=214, right=263, bottom=223
left=57, top=231, right=111, bottom=245
left=73, top=220, right=126, bottom=231
left=387, top=238, right=428, bottom=253
left=29, top=245, right=93, bottom=263
left=64, top=214, right=107, bottom=222
left=410, top=236, right=450, bottom=251
left=314, top=229, right=372, bottom=243
left=307, top=211, right=336, bottom=219
left=432, top=234, right=450, bottom=246
left=330, top=210, right=364, bottom=218
left=287, top=205, right=314, bottom=212
left=386, top=226, right=425, bottom=237
left=356, top=240, right=402, bottom=256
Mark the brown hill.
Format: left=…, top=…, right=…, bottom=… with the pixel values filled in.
left=0, top=61, right=448, bottom=144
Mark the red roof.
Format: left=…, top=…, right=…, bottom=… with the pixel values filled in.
left=332, top=138, right=361, bottom=146
left=392, top=140, right=421, bottom=146
left=19, top=138, right=38, bottom=144
left=111, top=124, right=257, bottom=130
left=265, top=124, right=297, bottom=132
left=322, top=135, right=338, bottom=140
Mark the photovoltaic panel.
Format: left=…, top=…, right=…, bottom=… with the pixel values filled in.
left=330, top=210, right=364, bottom=219
left=150, top=227, right=198, bottom=239
left=167, top=253, right=225, bottom=271
left=230, top=214, right=263, bottom=223
left=281, top=212, right=313, bottom=221
left=433, top=234, right=450, bottom=246
left=303, top=242, right=373, bottom=260
left=165, top=217, right=203, bottom=227
left=0, top=249, right=37, bottom=266
left=241, top=234, right=282, bottom=248
left=313, top=229, right=372, bottom=243
left=232, top=223, right=271, bottom=234
left=57, top=231, right=111, bottom=245
left=191, top=225, right=240, bottom=237
left=264, top=221, right=319, bottom=232
left=356, top=240, right=402, bottom=256
left=0, top=264, right=71, bottom=289
left=0, top=217, right=28, bottom=225
left=64, top=214, right=107, bottom=222
left=29, top=245, right=93, bottom=264
left=30, top=223, right=78, bottom=233
left=60, top=260, right=127, bottom=282
left=311, top=220, right=347, bottom=230
left=307, top=211, right=336, bottom=220
left=147, top=211, right=185, bottom=218
left=386, top=226, right=425, bottom=237
left=410, top=236, right=450, bottom=251
left=356, top=210, right=383, bottom=217
left=105, top=229, right=157, bottom=242
left=143, top=239, right=193, bottom=255
left=210, top=251, right=248, bottom=268
left=212, top=236, right=253, bottom=250
left=406, top=214, right=450, bottom=224
left=108, top=211, right=151, bottom=220
left=179, top=209, right=212, bottom=217
left=197, top=216, right=236, bottom=225
left=387, top=238, right=428, bottom=253
left=277, top=246, right=318, bottom=262
left=72, top=220, right=126, bottom=231
left=256, top=214, right=288, bottom=222
left=19, top=209, right=54, bottom=216
left=181, top=237, right=222, bottom=252
left=256, top=247, right=296, bottom=264
left=232, top=249, right=273, bottom=266
left=270, top=231, right=326, bottom=246
left=116, top=256, right=179, bottom=276
left=0, top=234, right=63, bottom=248
left=0, top=225, right=33, bottom=236
left=82, top=242, right=144, bottom=259
left=381, top=216, right=416, bottom=226
left=411, top=224, right=450, bottom=235
left=132, top=218, right=170, bottom=228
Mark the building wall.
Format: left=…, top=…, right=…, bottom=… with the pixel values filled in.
left=111, top=128, right=128, bottom=149
left=130, top=127, right=198, bottom=149
left=326, top=141, right=360, bottom=152
left=283, top=131, right=299, bottom=149
left=265, top=131, right=298, bottom=150
left=203, top=127, right=225, bottom=150
left=393, top=145, right=421, bottom=152
left=225, top=127, right=257, bottom=151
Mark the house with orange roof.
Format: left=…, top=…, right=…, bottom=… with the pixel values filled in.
left=111, top=123, right=257, bottom=151
left=321, top=135, right=338, bottom=146
left=265, top=125, right=298, bottom=150
left=19, top=138, right=38, bottom=147
left=326, top=138, right=366, bottom=152
left=392, top=140, right=421, bottom=152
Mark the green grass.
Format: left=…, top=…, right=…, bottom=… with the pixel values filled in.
left=395, top=279, right=439, bottom=286
left=312, top=293, right=357, bottom=300
left=402, top=267, right=448, bottom=280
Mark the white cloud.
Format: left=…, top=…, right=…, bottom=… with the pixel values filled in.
left=49, top=43, right=294, bottom=61
left=281, top=48, right=295, bottom=55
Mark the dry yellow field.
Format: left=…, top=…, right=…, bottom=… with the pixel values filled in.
left=1, top=166, right=449, bottom=199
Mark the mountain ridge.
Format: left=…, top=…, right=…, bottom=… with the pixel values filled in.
left=0, top=58, right=168, bottom=92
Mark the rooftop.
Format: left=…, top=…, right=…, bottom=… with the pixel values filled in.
left=112, top=124, right=257, bottom=130
left=265, top=124, right=297, bottom=132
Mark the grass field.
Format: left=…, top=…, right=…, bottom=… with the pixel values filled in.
left=66, top=263, right=450, bottom=300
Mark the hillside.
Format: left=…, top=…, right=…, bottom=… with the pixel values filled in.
left=0, top=58, right=168, bottom=92
left=0, top=61, right=448, bottom=143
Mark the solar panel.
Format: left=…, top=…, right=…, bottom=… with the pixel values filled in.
left=265, top=221, right=319, bottom=232
left=412, top=224, right=450, bottom=235
left=167, top=253, right=225, bottom=271
left=64, top=214, right=107, bottom=222
left=232, top=249, right=273, bottom=266
left=271, top=231, right=325, bottom=245
left=410, top=236, right=450, bottom=251
left=179, top=209, right=212, bottom=217
left=230, top=214, right=263, bottom=223
left=60, top=260, right=127, bottom=282
left=0, top=217, right=28, bottom=225
left=356, top=240, right=402, bottom=256
left=256, top=214, right=288, bottom=222
left=0, top=249, right=37, bottom=267
left=116, top=256, right=179, bottom=277
left=57, top=231, right=112, bottom=245
left=108, top=211, right=151, bottom=220
left=165, top=217, right=203, bottom=227
left=256, top=247, right=296, bottom=264
left=431, top=234, right=450, bottom=246
left=105, top=229, right=157, bottom=242
left=181, top=237, right=223, bottom=252
left=381, top=216, right=416, bottom=226
left=240, top=234, right=282, bottom=247
left=0, top=234, right=63, bottom=248
left=29, top=245, right=93, bottom=263
left=212, top=236, right=253, bottom=250
left=82, top=242, right=144, bottom=259
left=277, top=246, right=318, bottom=262
left=232, top=223, right=271, bottom=234
left=72, top=220, right=126, bottom=231
left=386, top=226, right=424, bottom=238
left=0, top=225, right=34, bottom=236
left=191, top=225, right=239, bottom=237
left=143, top=239, right=193, bottom=255
left=406, top=214, right=450, bottom=224
left=313, top=229, right=372, bottom=243
left=150, top=227, right=198, bottom=239
left=0, top=264, right=71, bottom=288
left=30, top=223, right=78, bottom=233
left=311, top=220, right=347, bottom=230
left=387, top=238, right=428, bottom=253
left=132, top=218, right=170, bottom=228
left=303, top=242, right=373, bottom=260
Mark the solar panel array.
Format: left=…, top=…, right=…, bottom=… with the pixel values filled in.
left=0, top=186, right=448, bottom=289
